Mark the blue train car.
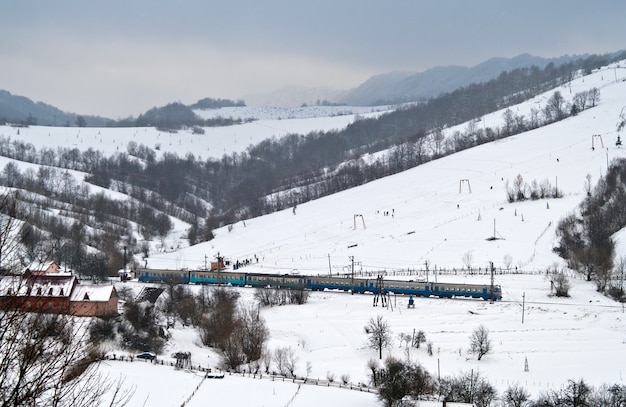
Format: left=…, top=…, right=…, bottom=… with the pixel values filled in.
left=247, top=273, right=305, bottom=289
left=190, top=271, right=246, bottom=286
left=305, top=276, right=357, bottom=292
left=379, top=280, right=431, bottom=296
left=136, top=268, right=188, bottom=283
left=428, top=282, right=502, bottom=301
left=137, top=268, right=502, bottom=301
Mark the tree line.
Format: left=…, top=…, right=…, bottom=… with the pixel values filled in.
left=554, top=158, right=626, bottom=301
left=0, top=52, right=620, bottom=276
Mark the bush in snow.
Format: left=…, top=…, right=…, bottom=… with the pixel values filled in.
left=469, top=325, right=492, bottom=361
left=439, top=370, right=496, bottom=407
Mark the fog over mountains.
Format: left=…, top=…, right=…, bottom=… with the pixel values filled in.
left=245, top=53, right=590, bottom=108
left=1, top=53, right=602, bottom=123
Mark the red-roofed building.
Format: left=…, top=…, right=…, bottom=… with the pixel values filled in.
left=70, top=285, right=119, bottom=316
left=0, top=265, right=118, bottom=317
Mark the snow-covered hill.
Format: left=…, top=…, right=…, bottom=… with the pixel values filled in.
left=3, top=59, right=626, bottom=406
left=0, top=105, right=390, bottom=162
left=149, top=61, right=626, bottom=273
left=95, top=61, right=626, bottom=406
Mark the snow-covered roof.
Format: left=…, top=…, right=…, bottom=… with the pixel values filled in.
left=0, top=274, right=76, bottom=297
left=24, top=261, right=62, bottom=274
left=70, top=284, right=116, bottom=302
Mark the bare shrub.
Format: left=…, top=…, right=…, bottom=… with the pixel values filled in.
left=439, top=370, right=496, bottom=407
left=273, top=346, right=298, bottom=378
left=340, top=373, right=350, bottom=385
left=502, top=383, right=531, bottom=407
left=552, top=270, right=571, bottom=297
left=365, top=315, right=393, bottom=359
left=469, top=325, right=491, bottom=360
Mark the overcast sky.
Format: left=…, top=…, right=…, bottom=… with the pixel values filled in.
left=1, top=1, right=625, bottom=118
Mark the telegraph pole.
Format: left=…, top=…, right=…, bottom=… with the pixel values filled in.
left=328, top=254, right=332, bottom=276
left=489, top=261, right=495, bottom=303
left=522, top=292, right=526, bottom=324
left=350, top=256, right=355, bottom=295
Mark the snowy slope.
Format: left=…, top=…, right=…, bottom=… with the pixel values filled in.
left=148, top=62, right=626, bottom=274
left=2, top=61, right=626, bottom=406
left=0, top=105, right=389, bottom=162
left=95, top=62, right=626, bottom=406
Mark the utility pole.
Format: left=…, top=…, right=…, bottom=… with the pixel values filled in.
left=349, top=256, right=355, bottom=295
left=328, top=254, right=332, bottom=276
left=522, top=292, right=526, bottom=324
left=490, top=261, right=495, bottom=303
left=556, top=176, right=558, bottom=195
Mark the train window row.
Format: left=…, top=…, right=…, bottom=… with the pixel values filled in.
left=436, top=287, right=485, bottom=292
left=143, top=272, right=182, bottom=278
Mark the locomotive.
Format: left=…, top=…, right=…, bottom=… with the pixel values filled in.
left=136, top=267, right=503, bottom=301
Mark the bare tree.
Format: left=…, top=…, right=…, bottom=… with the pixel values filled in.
left=610, top=256, right=626, bottom=301
left=502, top=108, right=515, bottom=137
left=513, top=174, right=526, bottom=201
left=546, top=91, right=567, bottom=121
left=561, top=379, right=592, bottom=406
left=0, top=299, right=133, bottom=406
left=340, top=373, right=350, bottom=385
left=220, top=336, right=245, bottom=371
left=366, top=358, right=381, bottom=387
left=462, top=251, right=473, bottom=271
left=377, top=357, right=434, bottom=406
left=502, top=383, right=531, bottom=407
left=237, top=304, right=269, bottom=363
left=365, top=315, right=392, bottom=360
left=552, top=270, right=571, bottom=297
left=0, top=190, right=131, bottom=406
left=587, top=87, right=600, bottom=107
left=573, top=91, right=588, bottom=112
left=591, top=383, right=626, bottom=406
left=0, top=191, right=26, bottom=272
left=469, top=325, right=491, bottom=361
left=273, top=346, right=298, bottom=377
left=198, top=287, right=239, bottom=348
left=430, top=127, right=445, bottom=157
left=287, top=287, right=309, bottom=305
left=439, top=370, right=496, bottom=407
left=618, top=107, right=626, bottom=134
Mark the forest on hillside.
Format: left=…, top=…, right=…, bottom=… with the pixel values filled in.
left=0, top=52, right=624, bottom=277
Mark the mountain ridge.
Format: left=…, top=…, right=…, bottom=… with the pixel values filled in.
left=2, top=52, right=609, bottom=123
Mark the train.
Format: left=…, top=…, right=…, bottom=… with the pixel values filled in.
left=135, top=267, right=503, bottom=301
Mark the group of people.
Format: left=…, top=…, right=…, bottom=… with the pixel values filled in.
left=232, top=255, right=259, bottom=270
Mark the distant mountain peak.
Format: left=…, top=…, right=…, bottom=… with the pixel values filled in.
left=243, top=53, right=591, bottom=108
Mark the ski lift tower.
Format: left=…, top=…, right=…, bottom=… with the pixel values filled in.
left=353, top=214, right=366, bottom=230
left=591, top=134, right=604, bottom=150
left=373, top=275, right=388, bottom=307
left=459, top=179, right=472, bottom=193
